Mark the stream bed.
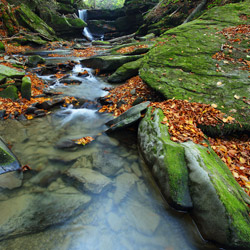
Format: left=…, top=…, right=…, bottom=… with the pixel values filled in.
left=0, top=51, right=220, bottom=250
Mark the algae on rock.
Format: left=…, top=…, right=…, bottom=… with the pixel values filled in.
left=138, top=108, right=250, bottom=249
left=139, top=1, right=250, bottom=129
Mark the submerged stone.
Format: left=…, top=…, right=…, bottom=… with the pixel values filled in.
left=0, top=190, right=91, bottom=241
left=65, top=168, right=112, bottom=194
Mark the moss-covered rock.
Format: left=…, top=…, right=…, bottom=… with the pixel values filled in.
left=138, top=108, right=250, bottom=248
left=0, top=75, right=6, bottom=85
left=138, top=108, right=192, bottom=210
left=0, top=42, right=5, bottom=52
left=81, top=54, right=143, bottom=72
left=0, top=65, right=25, bottom=78
left=108, top=58, right=143, bottom=83
left=16, top=3, right=56, bottom=41
left=0, top=85, right=18, bottom=100
left=140, top=1, right=250, bottom=127
left=27, top=55, right=45, bottom=67
left=57, top=2, right=75, bottom=14
left=21, top=76, right=31, bottom=100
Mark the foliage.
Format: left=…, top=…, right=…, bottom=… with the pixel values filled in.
left=83, top=0, right=125, bottom=9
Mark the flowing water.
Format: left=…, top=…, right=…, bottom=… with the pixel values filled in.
left=0, top=52, right=220, bottom=250
left=78, top=10, right=94, bottom=41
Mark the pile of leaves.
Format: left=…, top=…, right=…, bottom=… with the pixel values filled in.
left=209, top=135, right=250, bottom=196
left=116, top=44, right=148, bottom=54
left=99, top=76, right=158, bottom=116
left=151, top=99, right=235, bottom=145
left=47, top=47, right=104, bottom=58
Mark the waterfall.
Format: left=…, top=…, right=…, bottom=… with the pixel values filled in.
left=78, top=10, right=94, bottom=41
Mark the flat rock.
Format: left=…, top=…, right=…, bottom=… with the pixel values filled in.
left=0, top=65, right=25, bottom=78
left=113, top=173, right=138, bottom=204
left=65, top=168, right=112, bottom=194
left=0, top=191, right=91, bottom=241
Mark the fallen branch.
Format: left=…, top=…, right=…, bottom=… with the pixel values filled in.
left=107, top=33, right=136, bottom=43
left=183, top=0, right=207, bottom=24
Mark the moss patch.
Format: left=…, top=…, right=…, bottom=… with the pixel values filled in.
left=140, top=1, right=250, bottom=125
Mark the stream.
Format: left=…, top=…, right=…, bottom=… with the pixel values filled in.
left=0, top=48, right=220, bottom=250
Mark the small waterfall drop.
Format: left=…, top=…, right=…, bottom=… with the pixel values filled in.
left=78, top=9, right=94, bottom=41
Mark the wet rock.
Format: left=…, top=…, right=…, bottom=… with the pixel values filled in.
left=92, top=152, right=124, bottom=177
left=26, top=55, right=45, bottom=67
left=65, top=168, right=112, bottom=194
left=55, top=139, right=77, bottom=149
left=107, top=212, right=123, bottom=232
left=105, top=101, right=150, bottom=132
left=25, top=106, right=37, bottom=114
left=113, top=173, right=138, bottom=204
left=34, top=109, right=46, bottom=117
left=125, top=201, right=160, bottom=235
left=81, top=55, right=143, bottom=73
left=96, top=135, right=119, bottom=147
left=0, top=191, right=91, bottom=241
left=0, top=171, right=23, bottom=190
left=132, top=97, right=144, bottom=106
left=35, top=100, right=53, bottom=110
left=131, top=162, right=142, bottom=178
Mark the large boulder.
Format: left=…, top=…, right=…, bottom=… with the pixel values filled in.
left=140, top=1, right=250, bottom=128
left=138, top=108, right=250, bottom=248
left=81, top=55, right=143, bottom=73
left=15, top=3, right=56, bottom=41
left=108, top=58, right=143, bottom=83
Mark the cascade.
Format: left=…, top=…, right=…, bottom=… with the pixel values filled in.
left=78, top=9, right=94, bottom=41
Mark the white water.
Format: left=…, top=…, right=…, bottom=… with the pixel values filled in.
left=78, top=9, right=94, bottom=41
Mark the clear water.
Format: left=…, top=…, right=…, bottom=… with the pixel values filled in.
left=0, top=59, right=220, bottom=250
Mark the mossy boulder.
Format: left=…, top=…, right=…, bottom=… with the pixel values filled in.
left=21, top=76, right=31, bottom=100
left=16, top=3, right=56, bottom=41
left=0, top=85, right=18, bottom=100
left=81, top=55, right=143, bottom=73
left=0, top=65, right=25, bottom=78
left=139, top=1, right=250, bottom=128
left=0, top=42, right=5, bottom=52
left=138, top=108, right=250, bottom=248
left=57, top=2, right=75, bottom=14
left=27, top=55, right=45, bottom=67
left=108, top=58, right=143, bottom=83
left=48, top=12, right=86, bottom=36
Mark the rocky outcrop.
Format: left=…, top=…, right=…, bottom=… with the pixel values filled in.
left=81, top=54, right=143, bottom=73
left=138, top=108, right=250, bottom=249
left=140, top=1, right=250, bottom=131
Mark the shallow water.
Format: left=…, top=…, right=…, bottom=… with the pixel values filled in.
left=0, top=58, right=220, bottom=250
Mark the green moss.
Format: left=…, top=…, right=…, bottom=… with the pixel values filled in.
left=197, top=145, right=250, bottom=246
left=139, top=1, right=250, bottom=125
left=0, top=85, right=18, bottom=100
left=0, top=42, right=5, bottom=52
left=0, top=147, right=15, bottom=166
left=16, top=4, right=56, bottom=40
left=21, top=76, right=31, bottom=100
